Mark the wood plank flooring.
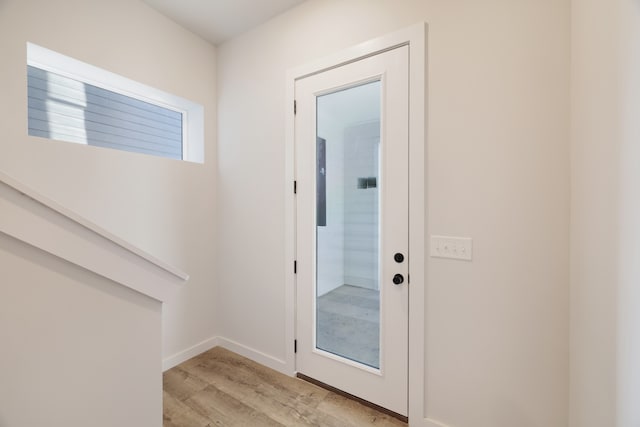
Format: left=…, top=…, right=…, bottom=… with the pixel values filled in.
left=163, top=347, right=408, bottom=427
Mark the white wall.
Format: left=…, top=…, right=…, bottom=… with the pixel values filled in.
left=570, top=0, right=640, bottom=426
left=342, top=122, right=379, bottom=291
left=0, top=0, right=218, bottom=363
left=216, top=1, right=570, bottom=426
left=0, top=234, right=162, bottom=427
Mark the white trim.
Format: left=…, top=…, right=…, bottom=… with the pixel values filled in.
left=217, top=337, right=289, bottom=375
left=0, top=170, right=188, bottom=302
left=163, top=336, right=289, bottom=376
left=0, top=170, right=188, bottom=281
left=285, top=23, right=437, bottom=426
left=284, top=63, right=297, bottom=377
left=405, top=23, right=429, bottom=427
left=163, top=336, right=219, bottom=371
left=424, top=419, right=453, bottom=427
left=26, top=42, right=204, bottom=163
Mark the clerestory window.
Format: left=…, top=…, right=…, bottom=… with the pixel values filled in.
left=27, top=43, right=204, bottom=162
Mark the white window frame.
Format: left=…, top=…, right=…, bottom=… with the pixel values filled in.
left=27, top=42, right=204, bottom=163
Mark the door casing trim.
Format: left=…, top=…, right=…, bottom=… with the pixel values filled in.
left=285, top=23, right=430, bottom=426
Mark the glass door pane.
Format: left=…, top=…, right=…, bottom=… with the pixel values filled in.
left=315, top=80, right=381, bottom=369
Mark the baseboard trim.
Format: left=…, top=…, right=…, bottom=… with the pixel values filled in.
left=162, top=336, right=219, bottom=372
left=163, top=335, right=289, bottom=376
left=423, top=418, right=452, bottom=427
left=216, top=337, right=290, bottom=375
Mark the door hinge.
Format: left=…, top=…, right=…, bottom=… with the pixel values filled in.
left=294, top=260, right=297, bottom=274
left=294, top=180, right=297, bottom=194
left=294, top=339, right=297, bottom=353
left=294, top=100, right=297, bottom=115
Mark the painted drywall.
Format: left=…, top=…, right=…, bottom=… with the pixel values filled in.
left=570, top=0, right=640, bottom=426
left=0, top=233, right=162, bottom=427
left=0, top=0, right=217, bottom=363
left=216, top=1, right=570, bottom=426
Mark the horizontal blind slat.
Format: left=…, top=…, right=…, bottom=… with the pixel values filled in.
left=28, top=118, right=182, bottom=155
left=27, top=94, right=182, bottom=137
left=28, top=66, right=182, bottom=121
left=27, top=65, right=183, bottom=159
left=28, top=106, right=182, bottom=146
left=27, top=81, right=183, bottom=129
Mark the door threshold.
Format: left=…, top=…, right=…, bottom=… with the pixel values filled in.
left=296, top=373, right=408, bottom=423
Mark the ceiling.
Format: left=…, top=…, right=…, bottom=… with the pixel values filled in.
left=142, top=0, right=307, bottom=45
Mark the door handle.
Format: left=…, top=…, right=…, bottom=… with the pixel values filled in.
left=393, top=274, right=404, bottom=285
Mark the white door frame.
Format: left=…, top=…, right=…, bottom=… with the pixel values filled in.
left=285, top=23, right=430, bottom=426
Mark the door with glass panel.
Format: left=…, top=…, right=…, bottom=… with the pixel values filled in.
left=294, top=46, right=409, bottom=416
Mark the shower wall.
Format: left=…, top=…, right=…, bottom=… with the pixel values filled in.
left=342, top=121, right=380, bottom=290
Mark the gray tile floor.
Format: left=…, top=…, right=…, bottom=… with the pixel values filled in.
left=316, top=284, right=380, bottom=368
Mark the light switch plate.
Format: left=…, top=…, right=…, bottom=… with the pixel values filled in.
left=430, top=235, right=473, bottom=261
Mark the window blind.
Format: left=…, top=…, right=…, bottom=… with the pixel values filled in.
left=27, top=65, right=183, bottom=160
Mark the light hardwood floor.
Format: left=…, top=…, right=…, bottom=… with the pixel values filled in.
left=163, top=347, right=407, bottom=427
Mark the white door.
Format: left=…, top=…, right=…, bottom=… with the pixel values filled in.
left=295, top=45, right=409, bottom=416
